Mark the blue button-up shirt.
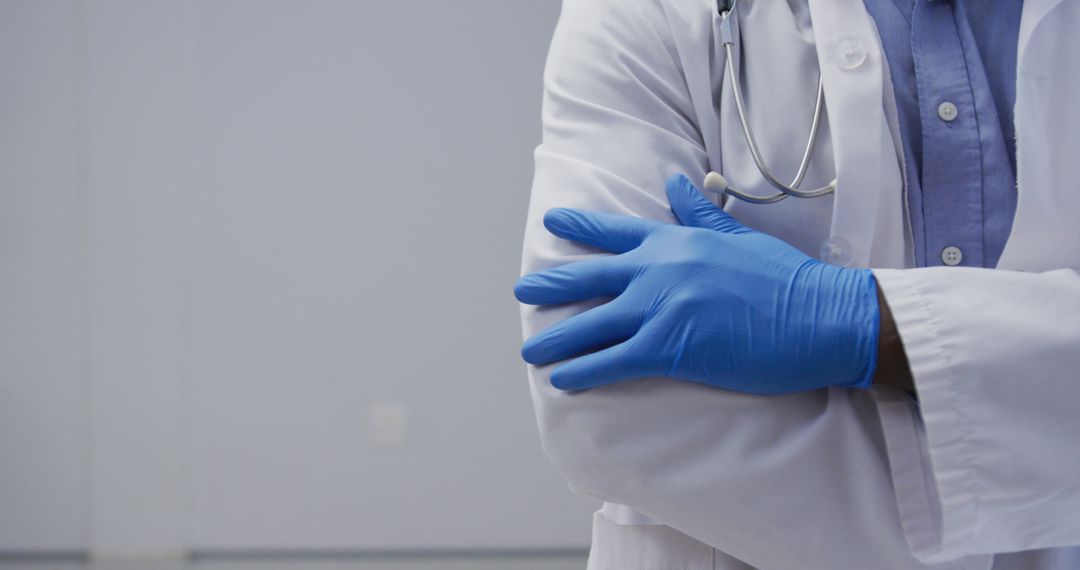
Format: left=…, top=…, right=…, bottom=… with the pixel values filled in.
left=863, top=0, right=1023, bottom=268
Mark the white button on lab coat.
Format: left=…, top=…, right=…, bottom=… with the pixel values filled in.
left=519, top=0, right=1080, bottom=568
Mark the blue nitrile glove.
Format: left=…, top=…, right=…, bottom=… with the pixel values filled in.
left=515, top=174, right=880, bottom=394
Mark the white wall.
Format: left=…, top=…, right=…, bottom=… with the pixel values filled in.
left=0, top=0, right=594, bottom=557
left=0, top=0, right=86, bottom=552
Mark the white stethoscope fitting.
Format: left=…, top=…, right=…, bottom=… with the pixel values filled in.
left=705, top=0, right=838, bottom=204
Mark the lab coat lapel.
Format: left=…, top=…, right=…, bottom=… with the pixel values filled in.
left=1000, top=0, right=1079, bottom=271
left=1016, top=0, right=1063, bottom=69
left=807, top=0, right=906, bottom=269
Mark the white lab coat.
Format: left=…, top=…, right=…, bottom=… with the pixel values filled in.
left=519, top=0, right=1080, bottom=568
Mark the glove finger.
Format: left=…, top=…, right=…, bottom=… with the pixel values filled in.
left=665, top=173, right=749, bottom=234
left=544, top=208, right=661, bottom=254
left=521, top=297, right=642, bottom=366
left=514, top=256, right=633, bottom=306
left=549, top=336, right=661, bottom=391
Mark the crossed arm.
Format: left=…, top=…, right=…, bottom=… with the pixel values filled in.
left=521, top=2, right=937, bottom=568
left=523, top=0, right=1080, bottom=566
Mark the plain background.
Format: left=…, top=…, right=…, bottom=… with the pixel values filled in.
left=0, top=0, right=596, bottom=558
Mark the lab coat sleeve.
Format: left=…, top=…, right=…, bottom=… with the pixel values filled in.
left=521, top=1, right=985, bottom=568
left=873, top=267, right=1080, bottom=563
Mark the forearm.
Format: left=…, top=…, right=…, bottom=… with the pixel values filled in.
left=873, top=282, right=915, bottom=394
left=525, top=326, right=939, bottom=569
left=524, top=166, right=947, bottom=570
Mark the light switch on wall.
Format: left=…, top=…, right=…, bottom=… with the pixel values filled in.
left=365, top=402, right=411, bottom=448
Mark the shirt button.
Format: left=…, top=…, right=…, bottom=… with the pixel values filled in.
left=938, top=101, right=958, bottom=122
left=834, top=39, right=867, bottom=70
left=941, top=246, right=963, bottom=266
left=820, top=236, right=854, bottom=267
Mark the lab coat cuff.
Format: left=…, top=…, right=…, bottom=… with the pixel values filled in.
left=871, top=268, right=983, bottom=565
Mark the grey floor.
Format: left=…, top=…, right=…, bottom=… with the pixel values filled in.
left=0, top=554, right=588, bottom=570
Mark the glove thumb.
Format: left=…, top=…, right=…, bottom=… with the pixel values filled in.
left=665, top=173, right=750, bottom=234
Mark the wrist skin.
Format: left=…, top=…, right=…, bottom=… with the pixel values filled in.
left=872, top=283, right=915, bottom=394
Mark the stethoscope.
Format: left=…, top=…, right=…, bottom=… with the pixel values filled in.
left=704, top=0, right=837, bottom=204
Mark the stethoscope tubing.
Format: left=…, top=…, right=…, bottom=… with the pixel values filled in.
left=712, top=4, right=838, bottom=204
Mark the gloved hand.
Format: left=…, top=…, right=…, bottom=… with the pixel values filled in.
left=515, top=174, right=881, bottom=394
